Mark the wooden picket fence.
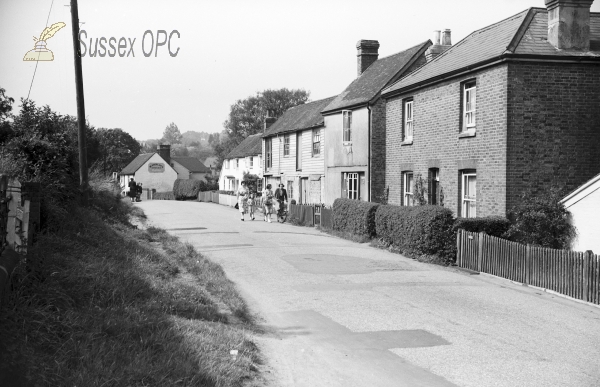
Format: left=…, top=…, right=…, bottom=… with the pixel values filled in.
left=457, top=230, right=600, bottom=305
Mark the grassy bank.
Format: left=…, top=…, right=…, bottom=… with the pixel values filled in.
left=0, top=177, right=261, bottom=386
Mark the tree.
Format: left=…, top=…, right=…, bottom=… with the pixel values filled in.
left=161, top=122, right=182, bottom=144
left=0, top=87, right=15, bottom=143
left=216, top=88, right=310, bottom=165
left=95, top=128, right=140, bottom=173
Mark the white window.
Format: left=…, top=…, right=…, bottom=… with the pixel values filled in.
left=463, top=81, right=476, bottom=131
left=249, top=156, right=253, bottom=168
left=345, top=172, right=359, bottom=200
left=343, top=110, right=352, bottom=143
left=225, top=159, right=229, bottom=169
left=461, top=171, right=477, bottom=218
left=403, top=172, right=414, bottom=206
left=236, top=159, right=239, bottom=169
left=404, top=100, right=413, bottom=141
left=284, top=135, right=290, bottom=157
left=312, top=129, right=321, bottom=156
left=265, top=139, right=272, bottom=169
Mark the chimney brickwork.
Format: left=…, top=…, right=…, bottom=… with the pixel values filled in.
left=158, top=144, right=171, bottom=165
left=356, top=40, right=380, bottom=77
left=545, top=0, right=594, bottom=50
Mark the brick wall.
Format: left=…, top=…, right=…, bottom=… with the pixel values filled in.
left=385, top=64, right=509, bottom=216
left=370, top=98, right=386, bottom=202
left=506, top=62, right=600, bottom=210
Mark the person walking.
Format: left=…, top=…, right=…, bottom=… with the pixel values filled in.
left=247, top=188, right=257, bottom=221
left=237, top=181, right=249, bottom=221
left=128, top=177, right=137, bottom=203
left=275, top=183, right=288, bottom=218
left=263, top=184, right=274, bottom=223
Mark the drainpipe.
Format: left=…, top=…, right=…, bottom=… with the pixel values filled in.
left=367, top=104, right=372, bottom=202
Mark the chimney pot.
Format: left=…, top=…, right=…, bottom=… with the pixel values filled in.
left=356, top=39, right=380, bottom=77
left=442, top=29, right=452, bottom=45
left=433, top=30, right=441, bottom=45
left=545, top=0, right=594, bottom=50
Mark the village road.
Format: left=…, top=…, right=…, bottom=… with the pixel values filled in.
left=140, top=200, right=600, bottom=387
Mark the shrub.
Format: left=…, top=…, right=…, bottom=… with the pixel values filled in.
left=154, top=191, right=175, bottom=200
left=453, top=216, right=511, bottom=238
left=332, top=198, right=379, bottom=238
left=506, top=188, right=576, bottom=249
left=375, top=205, right=456, bottom=261
left=173, top=179, right=203, bottom=200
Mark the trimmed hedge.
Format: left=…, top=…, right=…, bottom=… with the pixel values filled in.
left=332, top=198, right=379, bottom=237
left=173, top=179, right=202, bottom=200
left=375, top=205, right=456, bottom=260
left=153, top=191, right=175, bottom=200
left=453, top=216, right=511, bottom=238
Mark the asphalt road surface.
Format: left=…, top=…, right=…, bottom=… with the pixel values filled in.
left=140, top=200, right=600, bottom=387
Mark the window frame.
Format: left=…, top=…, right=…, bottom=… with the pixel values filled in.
left=428, top=168, right=440, bottom=205
left=342, top=110, right=352, bottom=143
left=249, top=156, right=253, bottom=168
left=344, top=172, right=359, bottom=200
left=402, top=171, right=414, bottom=206
left=461, top=170, right=477, bottom=218
left=461, top=79, right=477, bottom=132
left=283, top=135, right=290, bottom=157
left=312, top=128, right=321, bottom=157
left=403, top=98, right=414, bottom=142
left=265, top=138, right=272, bottom=169
left=236, top=158, right=239, bottom=169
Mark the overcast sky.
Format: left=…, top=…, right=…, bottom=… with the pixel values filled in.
left=2, top=0, right=600, bottom=141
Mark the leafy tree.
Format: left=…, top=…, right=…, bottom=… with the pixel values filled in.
left=506, top=187, right=576, bottom=249
left=0, top=87, right=15, bottom=142
left=95, top=128, right=140, bottom=173
left=215, top=88, right=310, bottom=165
left=161, top=122, right=182, bottom=144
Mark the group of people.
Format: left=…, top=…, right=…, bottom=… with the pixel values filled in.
left=236, top=181, right=288, bottom=222
left=127, top=177, right=143, bottom=202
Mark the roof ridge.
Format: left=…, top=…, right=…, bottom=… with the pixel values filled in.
left=373, top=40, right=430, bottom=62
left=287, top=95, right=337, bottom=110
left=472, top=8, right=531, bottom=35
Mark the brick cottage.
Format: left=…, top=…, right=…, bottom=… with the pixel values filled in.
left=382, top=0, right=600, bottom=218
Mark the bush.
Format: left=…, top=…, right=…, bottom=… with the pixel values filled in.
left=173, top=179, right=203, bottom=200
left=332, top=198, right=379, bottom=238
left=506, top=188, right=576, bottom=249
left=375, top=205, right=456, bottom=261
left=453, top=216, right=511, bottom=238
left=154, top=191, right=175, bottom=200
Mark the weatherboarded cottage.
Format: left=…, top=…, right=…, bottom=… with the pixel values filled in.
left=382, top=1, right=600, bottom=218
left=262, top=97, right=336, bottom=204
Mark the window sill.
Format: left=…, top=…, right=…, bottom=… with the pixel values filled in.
left=343, top=142, right=352, bottom=146
left=459, top=129, right=476, bottom=138
left=400, top=139, right=413, bottom=146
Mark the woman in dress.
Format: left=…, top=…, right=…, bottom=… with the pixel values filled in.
left=263, top=183, right=274, bottom=223
left=237, top=181, right=249, bottom=221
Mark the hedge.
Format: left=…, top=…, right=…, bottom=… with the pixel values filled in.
left=332, top=198, right=379, bottom=237
left=173, top=179, right=217, bottom=200
left=453, top=216, right=511, bottom=238
left=217, top=190, right=235, bottom=196
left=375, top=205, right=456, bottom=260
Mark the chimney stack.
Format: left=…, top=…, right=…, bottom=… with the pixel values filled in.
left=264, top=111, right=276, bottom=133
left=425, top=29, right=452, bottom=62
left=158, top=144, right=171, bottom=165
left=545, top=0, right=594, bottom=50
left=356, top=40, right=380, bottom=77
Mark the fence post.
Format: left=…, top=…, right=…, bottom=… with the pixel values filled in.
left=584, top=250, right=592, bottom=302
left=456, top=230, right=462, bottom=266
left=525, top=244, right=531, bottom=285
left=477, top=232, right=484, bottom=272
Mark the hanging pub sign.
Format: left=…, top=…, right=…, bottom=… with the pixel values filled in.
left=148, top=163, right=165, bottom=173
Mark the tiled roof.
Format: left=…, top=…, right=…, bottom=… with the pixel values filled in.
left=171, top=157, right=210, bottom=173
left=263, top=96, right=337, bottom=137
left=384, top=9, right=600, bottom=95
left=120, top=153, right=154, bottom=175
left=322, top=41, right=431, bottom=113
left=226, top=134, right=262, bottom=159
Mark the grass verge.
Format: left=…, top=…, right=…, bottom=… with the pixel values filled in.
left=0, top=176, right=261, bottom=387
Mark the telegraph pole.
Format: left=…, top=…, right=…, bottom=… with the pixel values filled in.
left=69, top=0, right=88, bottom=204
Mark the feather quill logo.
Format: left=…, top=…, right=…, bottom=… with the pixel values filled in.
left=23, top=22, right=66, bottom=61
